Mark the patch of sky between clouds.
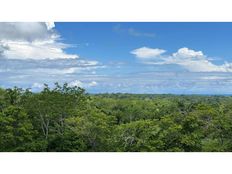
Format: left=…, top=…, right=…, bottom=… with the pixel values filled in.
left=113, top=24, right=156, bottom=38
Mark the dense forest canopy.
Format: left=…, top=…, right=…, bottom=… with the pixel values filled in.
left=0, top=83, right=232, bottom=152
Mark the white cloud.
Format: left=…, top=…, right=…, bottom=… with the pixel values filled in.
left=0, top=58, right=103, bottom=79
left=45, top=22, right=55, bottom=30
left=0, top=22, right=78, bottom=60
left=77, top=60, right=99, bottom=66
left=32, top=82, right=44, bottom=89
left=89, top=81, right=98, bottom=87
left=130, top=47, right=166, bottom=59
left=26, top=67, right=80, bottom=75
left=132, top=47, right=232, bottom=72
left=172, top=47, right=205, bottom=59
left=1, top=40, right=78, bottom=60
left=0, top=22, right=55, bottom=41
left=167, top=48, right=232, bottom=72
left=200, top=76, right=229, bottom=80
left=68, top=80, right=98, bottom=88
left=68, top=80, right=83, bottom=87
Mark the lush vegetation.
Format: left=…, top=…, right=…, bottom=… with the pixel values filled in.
left=1, top=83, right=232, bottom=152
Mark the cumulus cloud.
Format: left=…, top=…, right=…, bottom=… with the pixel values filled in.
left=172, top=47, right=205, bottom=59
left=0, top=22, right=78, bottom=60
left=131, top=47, right=166, bottom=59
left=131, top=47, right=232, bottom=72
left=1, top=40, right=78, bottom=60
left=0, top=22, right=56, bottom=41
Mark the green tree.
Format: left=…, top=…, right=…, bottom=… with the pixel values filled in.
left=112, top=120, right=163, bottom=152
left=0, top=106, right=35, bottom=151
left=65, top=106, right=113, bottom=151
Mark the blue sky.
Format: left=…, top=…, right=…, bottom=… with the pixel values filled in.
left=1, top=22, right=232, bottom=94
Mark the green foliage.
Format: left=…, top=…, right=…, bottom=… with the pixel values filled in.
left=0, top=106, right=35, bottom=151
left=112, top=120, right=163, bottom=152
left=1, top=84, right=232, bottom=151
left=65, top=107, right=113, bottom=151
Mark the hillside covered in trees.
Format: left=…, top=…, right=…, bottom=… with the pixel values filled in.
left=1, top=83, right=232, bottom=152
